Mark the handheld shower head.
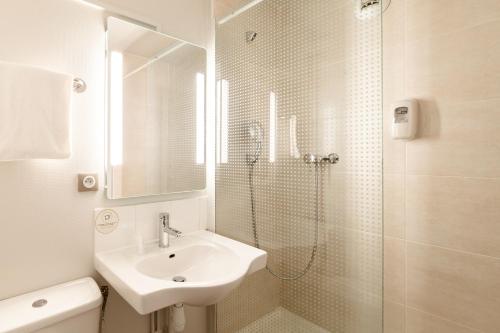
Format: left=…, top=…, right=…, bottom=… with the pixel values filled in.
left=246, top=121, right=264, bottom=164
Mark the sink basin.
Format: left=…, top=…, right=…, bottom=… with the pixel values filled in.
left=95, top=230, right=267, bottom=314
left=136, top=243, right=239, bottom=282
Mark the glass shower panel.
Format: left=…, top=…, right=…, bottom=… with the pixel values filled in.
left=215, top=0, right=382, bottom=332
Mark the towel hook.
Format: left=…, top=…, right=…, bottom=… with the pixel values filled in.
left=73, top=78, right=86, bottom=93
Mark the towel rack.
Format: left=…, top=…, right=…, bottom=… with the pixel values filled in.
left=73, top=78, right=86, bottom=93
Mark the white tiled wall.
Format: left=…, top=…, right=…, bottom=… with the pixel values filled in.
left=94, top=197, right=208, bottom=253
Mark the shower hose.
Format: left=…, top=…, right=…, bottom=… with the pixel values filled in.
left=248, top=162, right=320, bottom=281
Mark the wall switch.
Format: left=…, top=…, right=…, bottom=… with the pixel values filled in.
left=78, top=173, right=98, bottom=192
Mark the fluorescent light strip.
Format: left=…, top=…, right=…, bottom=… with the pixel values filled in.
left=269, top=92, right=276, bottom=163
left=221, top=80, right=229, bottom=163
left=196, top=73, right=206, bottom=164
left=110, top=51, right=123, bottom=166
left=217, top=0, right=266, bottom=25
left=216, top=80, right=221, bottom=164
left=72, top=0, right=104, bottom=10
left=123, top=42, right=187, bottom=80
left=216, top=79, right=229, bottom=164
left=289, top=115, right=300, bottom=158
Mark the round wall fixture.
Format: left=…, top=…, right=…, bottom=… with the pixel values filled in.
left=95, top=209, right=120, bottom=234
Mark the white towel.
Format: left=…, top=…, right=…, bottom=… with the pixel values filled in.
left=0, top=61, right=73, bottom=160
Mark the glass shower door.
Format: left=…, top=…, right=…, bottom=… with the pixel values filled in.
left=214, top=0, right=383, bottom=332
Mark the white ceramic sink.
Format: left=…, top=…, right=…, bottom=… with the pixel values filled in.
left=95, top=230, right=267, bottom=314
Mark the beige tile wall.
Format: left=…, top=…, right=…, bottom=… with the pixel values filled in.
left=383, top=0, right=500, bottom=332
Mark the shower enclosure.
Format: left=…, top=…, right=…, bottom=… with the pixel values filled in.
left=214, top=0, right=383, bottom=332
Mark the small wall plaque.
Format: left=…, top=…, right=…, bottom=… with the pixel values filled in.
left=95, top=209, right=119, bottom=234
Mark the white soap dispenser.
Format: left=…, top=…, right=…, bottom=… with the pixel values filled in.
left=391, top=99, right=418, bottom=140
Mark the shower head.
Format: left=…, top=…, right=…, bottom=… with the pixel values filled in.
left=246, top=121, right=263, bottom=164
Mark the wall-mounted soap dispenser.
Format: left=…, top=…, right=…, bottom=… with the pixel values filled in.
left=391, top=99, right=418, bottom=140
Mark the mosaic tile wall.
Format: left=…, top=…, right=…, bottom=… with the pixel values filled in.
left=215, top=1, right=382, bottom=332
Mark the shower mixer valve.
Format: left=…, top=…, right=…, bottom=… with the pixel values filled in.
left=303, top=153, right=340, bottom=165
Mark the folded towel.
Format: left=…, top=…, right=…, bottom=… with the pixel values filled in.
left=0, top=61, right=73, bottom=160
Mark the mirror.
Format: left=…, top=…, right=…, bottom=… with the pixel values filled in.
left=106, top=17, right=206, bottom=199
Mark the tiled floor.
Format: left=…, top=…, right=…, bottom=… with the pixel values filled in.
left=237, top=307, right=330, bottom=333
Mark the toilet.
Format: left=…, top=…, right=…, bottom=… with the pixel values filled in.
left=0, top=278, right=102, bottom=333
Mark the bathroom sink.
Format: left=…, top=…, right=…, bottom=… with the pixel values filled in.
left=95, top=230, right=266, bottom=314
left=136, top=244, right=239, bottom=282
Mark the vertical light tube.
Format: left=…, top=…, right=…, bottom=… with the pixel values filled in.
left=289, top=115, right=300, bottom=158
left=196, top=73, right=206, bottom=164
left=216, top=79, right=229, bottom=164
left=221, top=80, right=229, bottom=164
left=216, top=80, right=221, bottom=164
left=269, top=92, right=277, bottom=162
left=110, top=51, right=123, bottom=166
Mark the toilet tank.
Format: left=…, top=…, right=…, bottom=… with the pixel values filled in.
left=0, top=278, right=102, bottom=333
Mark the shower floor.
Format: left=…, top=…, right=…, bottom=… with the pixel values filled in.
left=237, top=307, right=330, bottom=333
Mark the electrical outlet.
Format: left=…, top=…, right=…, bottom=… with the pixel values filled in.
left=78, top=173, right=98, bottom=192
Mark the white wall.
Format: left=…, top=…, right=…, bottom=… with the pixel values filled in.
left=0, top=0, right=107, bottom=300
left=0, top=0, right=211, bottom=332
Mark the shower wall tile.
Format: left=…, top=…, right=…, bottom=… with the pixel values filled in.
left=405, top=0, right=500, bottom=42
left=216, top=270, right=281, bottom=333
left=282, top=270, right=382, bottom=333
left=324, top=226, right=383, bottom=293
left=382, top=0, right=406, bottom=49
left=383, top=173, right=404, bottom=238
left=405, top=21, right=500, bottom=104
left=406, top=242, right=500, bottom=333
left=383, top=301, right=405, bottom=333
left=325, top=172, right=383, bottom=235
left=382, top=118, right=406, bottom=176
left=406, top=175, right=500, bottom=258
left=405, top=308, right=482, bottom=333
left=383, top=1, right=500, bottom=332
left=405, top=98, right=500, bottom=178
left=280, top=224, right=383, bottom=332
left=383, top=44, right=405, bottom=107
left=384, top=237, right=405, bottom=304
left=316, top=60, right=347, bottom=121
left=281, top=273, right=345, bottom=332
left=382, top=2, right=406, bottom=175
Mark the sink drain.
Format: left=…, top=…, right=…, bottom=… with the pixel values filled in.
left=32, top=299, right=48, bottom=308
left=172, top=276, right=186, bottom=282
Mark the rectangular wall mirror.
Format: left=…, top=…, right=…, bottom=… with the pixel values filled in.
left=106, top=17, right=207, bottom=199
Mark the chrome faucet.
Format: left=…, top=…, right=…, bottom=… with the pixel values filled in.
left=159, top=213, right=182, bottom=248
